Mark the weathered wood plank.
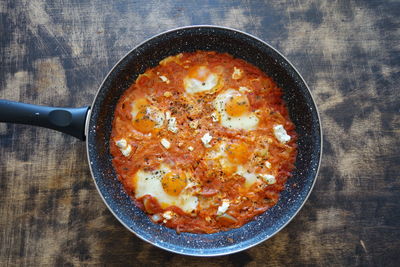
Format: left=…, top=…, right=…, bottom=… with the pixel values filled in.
left=0, top=0, right=399, bottom=266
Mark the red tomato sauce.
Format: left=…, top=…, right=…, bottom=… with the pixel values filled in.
left=110, top=51, right=297, bottom=234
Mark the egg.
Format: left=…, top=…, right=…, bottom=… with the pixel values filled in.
left=213, top=89, right=259, bottom=130
left=133, top=164, right=199, bottom=213
left=225, top=142, right=251, bottom=164
left=206, top=141, right=250, bottom=176
left=184, top=65, right=222, bottom=94
left=236, top=165, right=276, bottom=188
left=131, top=98, right=165, bottom=133
left=206, top=142, right=235, bottom=175
left=206, top=141, right=274, bottom=188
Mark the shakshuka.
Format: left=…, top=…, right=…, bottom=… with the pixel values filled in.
left=110, top=51, right=297, bottom=234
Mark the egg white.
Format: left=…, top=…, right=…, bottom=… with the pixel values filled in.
left=184, top=72, right=219, bottom=94
left=134, top=165, right=199, bottom=213
left=213, top=89, right=259, bottom=130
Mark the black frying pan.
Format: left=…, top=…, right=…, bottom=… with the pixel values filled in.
left=0, top=26, right=322, bottom=256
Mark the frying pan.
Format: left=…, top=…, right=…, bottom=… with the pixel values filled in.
left=0, top=26, right=322, bottom=256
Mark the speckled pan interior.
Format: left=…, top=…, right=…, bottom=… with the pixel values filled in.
left=87, top=26, right=322, bottom=256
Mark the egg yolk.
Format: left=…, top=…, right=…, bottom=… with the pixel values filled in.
left=226, top=143, right=250, bottom=164
left=162, top=171, right=187, bottom=196
left=134, top=98, right=149, bottom=109
left=187, top=65, right=211, bottom=82
left=225, top=94, right=250, bottom=117
left=133, top=108, right=156, bottom=133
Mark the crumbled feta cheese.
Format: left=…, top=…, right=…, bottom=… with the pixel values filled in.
left=239, top=86, right=251, bottom=93
left=217, top=199, right=230, bottom=215
left=115, top=139, right=132, bottom=157
left=167, top=116, right=178, bottom=133
left=151, top=214, right=162, bottom=222
left=162, top=211, right=174, bottom=220
left=165, top=111, right=171, bottom=120
left=159, top=75, right=170, bottom=84
left=188, top=146, right=194, bottom=151
left=211, top=112, right=219, bottom=122
left=273, top=125, right=291, bottom=143
left=189, top=120, right=199, bottom=129
left=121, top=145, right=132, bottom=157
left=265, top=161, right=271, bottom=169
left=165, top=110, right=178, bottom=133
left=160, top=138, right=171, bottom=149
left=201, top=133, right=213, bottom=148
left=163, top=91, right=172, bottom=97
left=115, top=139, right=127, bottom=149
left=258, top=174, right=276, bottom=184
left=232, top=67, right=243, bottom=80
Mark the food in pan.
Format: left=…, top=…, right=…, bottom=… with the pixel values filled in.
left=110, top=51, right=297, bottom=234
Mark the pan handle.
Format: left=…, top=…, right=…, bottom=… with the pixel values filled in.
left=0, top=99, right=90, bottom=141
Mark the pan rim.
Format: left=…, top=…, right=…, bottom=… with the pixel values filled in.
left=85, top=24, right=323, bottom=257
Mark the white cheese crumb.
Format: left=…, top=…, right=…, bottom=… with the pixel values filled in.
left=273, top=124, right=291, bottom=143
left=165, top=111, right=171, bottom=120
left=188, top=146, right=194, bottom=151
left=258, top=174, right=276, bottom=184
left=160, top=138, right=171, bottom=149
left=201, top=133, right=213, bottom=148
left=217, top=199, right=230, bottom=215
left=163, top=91, right=172, bottom=97
left=232, top=67, right=243, bottom=80
left=121, top=145, right=132, bottom=157
left=151, top=214, right=162, bottom=222
left=189, top=120, right=199, bottom=129
left=265, top=161, right=271, bottom=169
left=159, top=75, right=170, bottom=84
left=115, top=139, right=127, bottom=149
left=167, top=117, right=178, bottom=133
left=211, top=112, right=219, bottom=122
left=115, top=139, right=132, bottom=157
left=162, top=211, right=174, bottom=220
left=239, top=86, right=251, bottom=93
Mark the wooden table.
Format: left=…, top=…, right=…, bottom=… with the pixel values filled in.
left=1, top=1, right=399, bottom=266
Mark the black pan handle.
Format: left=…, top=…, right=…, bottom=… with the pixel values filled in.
left=0, top=99, right=90, bottom=141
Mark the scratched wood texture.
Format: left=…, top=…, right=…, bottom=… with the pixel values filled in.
left=0, top=0, right=399, bottom=266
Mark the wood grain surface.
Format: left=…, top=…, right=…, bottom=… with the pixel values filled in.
left=1, top=0, right=399, bottom=266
